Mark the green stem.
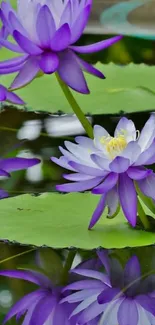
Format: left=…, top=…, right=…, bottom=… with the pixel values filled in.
left=137, top=198, right=151, bottom=230
left=61, top=250, right=76, bottom=285
left=0, top=248, right=36, bottom=265
left=55, top=73, right=94, bottom=139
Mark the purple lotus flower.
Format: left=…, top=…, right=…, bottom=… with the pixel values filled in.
left=62, top=250, right=155, bottom=325
left=0, top=267, right=97, bottom=325
left=0, top=156, right=40, bottom=198
left=52, top=114, right=155, bottom=228
left=0, top=84, right=25, bottom=105
left=0, top=0, right=122, bottom=94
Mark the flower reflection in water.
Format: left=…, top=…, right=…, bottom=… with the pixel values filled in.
left=63, top=249, right=155, bottom=325
left=0, top=248, right=155, bottom=325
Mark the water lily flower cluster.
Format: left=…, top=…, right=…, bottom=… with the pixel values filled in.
left=1, top=250, right=155, bottom=325
left=62, top=250, right=155, bottom=325
left=0, top=0, right=122, bottom=93
left=52, top=114, right=155, bottom=228
left=0, top=84, right=25, bottom=105
left=0, top=268, right=77, bottom=325
left=0, top=156, right=40, bottom=198
left=0, top=263, right=96, bottom=325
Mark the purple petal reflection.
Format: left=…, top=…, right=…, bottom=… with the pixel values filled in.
left=29, top=295, right=57, bottom=325
left=118, top=299, right=139, bottom=325
left=3, top=290, right=46, bottom=325
left=0, top=269, right=51, bottom=286
left=98, top=287, right=121, bottom=304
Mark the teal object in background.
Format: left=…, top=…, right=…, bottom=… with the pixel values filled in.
left=100, top=0, right=155, bottom=39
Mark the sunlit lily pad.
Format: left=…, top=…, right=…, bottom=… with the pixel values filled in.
left=1, top=61, right=155, bottom=114
left=0, top=193, right=155, bottom=249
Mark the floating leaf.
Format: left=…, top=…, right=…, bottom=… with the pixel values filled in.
left=1, top=63, right=155, bottom=114
left=0, top=193, right=155, bottom=249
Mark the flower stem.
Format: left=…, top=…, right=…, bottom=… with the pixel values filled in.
left=137, top=198, right=151, bottom=231
left=0, top=248, right=36, bottom=265
left=61, top=250, right=76, bottom=285
left=55, top=73, right=94, bottom=139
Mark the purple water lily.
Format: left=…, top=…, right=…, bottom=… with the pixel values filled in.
left=0, top=84, right=25, bottom=105
left=0, top=156, right=40, bottom=198
left=52, top=114, right=155, bottom=228
left=0, top=0, right=122, bottom=93
left=0, top=268, right=96, bottom=325
left=62, top=250, right=155, bottom=325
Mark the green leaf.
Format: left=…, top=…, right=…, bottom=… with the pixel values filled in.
left=0, top=193, right=155, bottom=249
left=1, top=63, right=155, bottom=114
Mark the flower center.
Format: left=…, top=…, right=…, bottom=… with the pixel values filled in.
left=100, top=135, right=127, bottom=159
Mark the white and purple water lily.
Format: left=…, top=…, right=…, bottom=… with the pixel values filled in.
left=52, top=114, right=155, bottom=228
left=0, top=268, right=96, bottom=325
left=0, top=0, right=122, bottom=93
left=0, top=156, right=40, bottom=198
left=0, top=84, right=25, bottom=105
left=62, top=250, right=155, bottom=325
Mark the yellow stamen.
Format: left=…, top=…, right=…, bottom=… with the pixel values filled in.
left=100, top=134, right=127, bottom=159
left=99, top=127, right=140, bottom=159
left=107, top=136, right=127, bottom=157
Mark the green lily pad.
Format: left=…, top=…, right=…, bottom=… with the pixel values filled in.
left=1, top=60, right=155, bottom=114
left=0, top=193, right=155, bottom=249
